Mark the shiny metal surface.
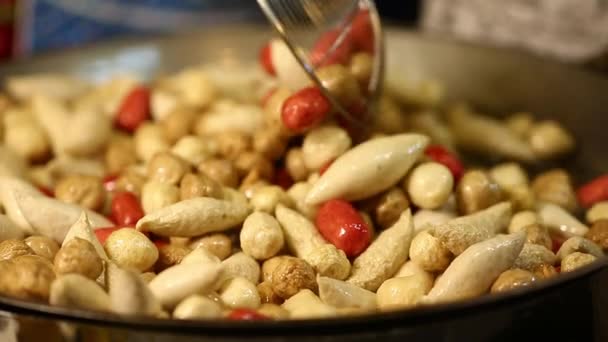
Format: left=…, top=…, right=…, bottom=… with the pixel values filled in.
left=257, top=0, right=384, bottom=129
left=0, top=25, right=607, bottom=341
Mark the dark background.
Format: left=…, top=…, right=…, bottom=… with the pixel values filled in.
left=377, top=1, right=421, bottom=26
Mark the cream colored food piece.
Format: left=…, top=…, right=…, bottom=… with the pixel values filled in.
left=409, top=111, right=454, bottom=149
left=181, top=247, right=221, bottom=265
left=171, top=135, right=217, bottom=166
left=275, top=205, right=351, bottom=280
left=250, top=185, right=294, bottom=214
left=202, top=62, right=273, bottom=103
left=425, top=232, right=526, bottom=303
left=106, top=262, right=162, bottom=317
left=586, top=202, right=608, bottom=224
left=412, top=209, right=455, bottom=234
left=62, top=212, right=108, bottom=260
left=28, top=95, right=71, bottom=156
left=505, top=112, right=534, bottom=137
left=0, top=177, right=45, bottom=233
left=0, top=146, right=28, bottom=180
left=287, top=182, right=319, bottom=220
left=490, top=269, right=537, bottom=293
left=173, top=295, right=223, bottom=320
left=508, top=211, right=539, bottom=234
left=257, top=303, right=290, bottom=320
left=221, top=187, right=249, bottom=207
left=376, top=273, right=433, bottom=310
left=281, top=289, right=337, bottom=319
left=528, top=121, right=575, bottom=159
left=220, top=252, right=261, bottom=284
left=60, top=110, right=112, bottom=157
left=556, top=237, right=604, bottom=260
left=151, top=88, right=178, bottom=122
left=538, top=203, right=588, bottom=237
left=371, top=106, right=402, bottom=136
left=104, top=229, right=158, bottom=272
left=240, top=212, right=285, bottom=260
left=219, top=277, right=261, bottom=309
left=7, top=74, right=89, bottom=101
left=196, top=101, right=264, bottom=136
left=301, top=125, right=352, bottom=170
left=394, top=260, right=436, bottom=284
left=561, top=252, right=597, bottom=272
left=136, top=197, right=251, bottom=237
left=447, top=105, right=534, bottom=162
left=317, top=276, right=376, bottom=310
left=513, top=243, right=557, bottom=272
left=406, top=162, right=454, bottom=210
left=141, top=181, right=180, bottom=214
left=270, top=39, right=311, bottom=91
left=3, top=109, right=51, bottom=162
left=161, top=67, right=217, bottom=109
left=74, top=75, right=139, bottom=118
left=148, top=262, right=223, bottom=309
left=347, top=210, right=414, bottom=291
left=409, top=230, right=453, bottom=272
left=433, top=202, right=512, bottom=256
left=134, top=123, right=170, bottom=162
left=0, top=214, right=25, bottom=240
left=306, top=134, right=429, bottom=205
left=13, top=188, right=111, bottom=243
left=489, top=163, right=529, bottom=190
left=45, top=156, right=105, bottom=179
left=50, top=274, right=110, bottom=312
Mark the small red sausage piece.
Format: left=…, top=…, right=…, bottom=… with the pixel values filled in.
left=259, top=42, right=276, bottom=76
left=310, top=29, right=353, bottom=67
left=281, top=87, right=331, bottom=133
left=315, top=199, right=371, bottom=258
left=110, top=192, right=144, bottom=227
left=577, top=175, right=608, bottom=208
left=350, top=9, right=374, bottom=53
left=227, top=308, right=270, bottom=321
left=114, top=86, right=150, bottom=133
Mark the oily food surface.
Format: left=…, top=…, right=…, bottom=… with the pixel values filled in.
left=0, top=23, right=605, bottom=323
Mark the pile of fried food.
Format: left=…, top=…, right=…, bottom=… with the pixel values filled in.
left=0, top=20, right=607, bottom=321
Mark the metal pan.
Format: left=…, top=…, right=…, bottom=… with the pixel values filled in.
left=1, top=25, right=607, bottom=342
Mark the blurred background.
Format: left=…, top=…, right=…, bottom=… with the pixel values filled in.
left=2, top=0, right=607, bottom=66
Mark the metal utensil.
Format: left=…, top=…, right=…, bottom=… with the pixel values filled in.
left=257, top=0, right=384, bottom=129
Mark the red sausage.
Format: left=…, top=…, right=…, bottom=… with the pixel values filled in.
left=310, top=29, right=353, bottom=67
left=259, top=42, right=276, bottom=76
left=315, top=199, right=371, bottom=258
left=110, top=192, right=144, bottom=227
left=114, top=86, right=151, bottom=133
left=577, top=175, right=608, bottom=208
left=350, top=9, right=374, bottom=53
left=281, top=87, right=331, bottom=133
left=227, top=309, right=270, bottom=321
